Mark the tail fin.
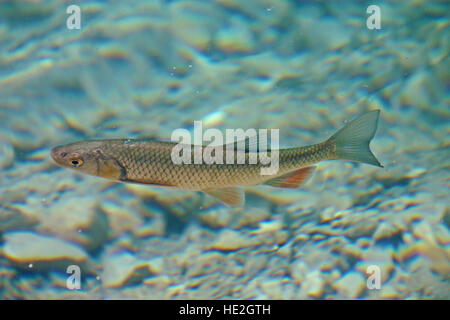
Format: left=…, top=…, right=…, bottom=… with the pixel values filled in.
left=328, top=110, right=383, bottom=167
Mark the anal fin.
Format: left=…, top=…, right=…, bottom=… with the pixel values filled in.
left=264, top=166, right=316, bottom=188
left=203, top=187, right=245, bottom=206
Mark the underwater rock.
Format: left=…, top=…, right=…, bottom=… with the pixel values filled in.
left=356, top=247, right=395, bottom=283
left=169, top=1, right=218, bottom=51
left=238, top=52, right=294, bottom=84
left=36, top=194, right=109, bottom=251
left=3, top=231, right=89, bottom=271
left=143, top=274, right=172, bottom=293
left=216, top=0, right=290, bottom=26
left=215, top=24, right=255, bottom=53
left=300, top=270, right=325, bottom=298
left=234, top=208, right=270, bottom=228
left=0, top=139, right=14, bottom=169
left=333, top=271, right=366, bottom=298
left=208, top=229, right=257, bottom=251
left=153, top=190, right=202, bottom=219
left=250, top=218, right=284, bottom=236
left=399, top=70, right=433, bottom=110
left=433, top=222, right=450, bottom=247
left=183, top=251, right=223, bottom=278
left=341, top=214, right=379, bottom=239
left=201, top=110, right=226, bottom=127
left=412, top=219, right=438, bottom=244
left=405, top=167, right=427, bottom=179
left=259, top=278, right=283, bottom=299
left=298, top=17, right=352, bottom=51
left=373, top=221, right=402, bottom=241
left=379, top=284, right=401, bottom=299
left=399, top=239, right=450, bottom=276
left=100, top=198, right=144, bottom=237
left=101, top=252, right=155, bottom=288
left=0, top=0, right=55, bottom=22
left=197, top=206, right=234, bottom=228
left=134, top=217, right=166, bottom=237
left=290, top=260, right=308, bottom=284
left=0, top=204, right=37, bottom=233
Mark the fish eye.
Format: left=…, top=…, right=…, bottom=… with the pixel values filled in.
left=69, top=157, right=84, bottom=167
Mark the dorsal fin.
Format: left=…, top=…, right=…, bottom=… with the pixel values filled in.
left=264, top=166, right=316, bottom=188
left=203, top=187, right=245, bottom=206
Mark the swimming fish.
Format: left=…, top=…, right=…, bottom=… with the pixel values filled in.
left=50, top=110, right=382, bottom=206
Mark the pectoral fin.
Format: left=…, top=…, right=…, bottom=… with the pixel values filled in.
left=264, top=166, right=316, bottom=188
left=203, top=187, right=245, bottom=206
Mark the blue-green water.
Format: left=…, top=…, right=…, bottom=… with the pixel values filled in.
left=0, top=0, right=448, bottom=299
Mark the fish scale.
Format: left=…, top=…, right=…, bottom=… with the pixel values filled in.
left=50, top=110, right=382, bottom=206
left=97, top=139, right=334, bottom=190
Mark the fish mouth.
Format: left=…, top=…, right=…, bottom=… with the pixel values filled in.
left=50, top=145, right=66, bottom=164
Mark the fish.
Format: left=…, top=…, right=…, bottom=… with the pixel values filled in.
left=50, top=110, right=383, bottom=206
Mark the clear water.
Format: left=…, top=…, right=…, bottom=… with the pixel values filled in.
left=0, top=0, right=448, bottom=299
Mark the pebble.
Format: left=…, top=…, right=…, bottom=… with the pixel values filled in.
left=299, top=17, right=351, bottom=50
left=215, top=25, right=255, bottom=53
left=333, top=271, right=366, bottom=298
left=249, top=219, right=283, bottom=235
left=3, top=231, right=88, bottom=269
left=0, top=139, right=14, bottom=169
left=208, top=229, right=257, bottom=251
left=134, top=218, right=166, bottom=237
left=143, top=275, right=171, bottom=289
left=36, top=195, right=108, bottom=251
left=100, top=198, right=144, bottom=237
left=101, top=252, right=154, bottom=288
left=379, top=284, right=401, bottom=299
left=412, top=220, right=436, bottom=244
left=399, top=70, right=433, bottom=110
left=201, top=110, right=226, bottom=127
left=356, top=247, right=395, bottom=283
left=259, top=278, right=283, bottom=299
left=373, top=221, right=401, bottom=241
left=197, top=206, right=234, bottom=228
left=235, top=208, right=270, bottom=228
left=402, top=240, right=450, bottom=276
left=170, top=2, right=215, bottom=50
left=405, top=167, right=427, bottom=179
left=300, top=270, right=325, bottom=298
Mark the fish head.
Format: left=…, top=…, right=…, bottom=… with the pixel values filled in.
left=50, top=141, right=105, bottom=176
